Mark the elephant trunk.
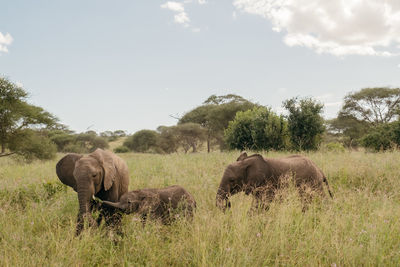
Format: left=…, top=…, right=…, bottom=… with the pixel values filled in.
left=102, top=200, right=124, bottom=210
left=216, top=186, right=231, bottom=212
left=76, top=184, right=96, bottom=235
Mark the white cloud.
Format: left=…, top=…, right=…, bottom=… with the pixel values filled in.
left=233, top=0, right=400, bottom=57
left=174, top=12, right=190, bottom=25
left=161, top=1, right=185, bottom=12
left=198, top=0, right=207, bottom=4
left=0, top=32, right=13, bottom=54
left=161, top=1, right=190, bottom=27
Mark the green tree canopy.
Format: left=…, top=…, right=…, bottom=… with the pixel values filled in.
left=174, top=123, right=206, bottom=153
left=179, top=94, right=257, bottom=152
left=340, top=87, right=400, bottom=125
left=124, top=129, right=160, bottom=153
left=224, top=107, right=288, bottom=151
left=283, top=97, right=325, bottom=151
left=0, top=77, right=58, bottom=159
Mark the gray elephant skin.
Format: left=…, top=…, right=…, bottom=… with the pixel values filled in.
left=101, top=185, right=196, bottom=225
left=216, top=152, right=333, bottom=211
left=56, top=148, right=130, bottom=235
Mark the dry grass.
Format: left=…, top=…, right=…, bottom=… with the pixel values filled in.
left=0, top=151, right=399, bottom=266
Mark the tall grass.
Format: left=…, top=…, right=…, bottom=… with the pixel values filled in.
left=0, top=151, right=399, bottom=266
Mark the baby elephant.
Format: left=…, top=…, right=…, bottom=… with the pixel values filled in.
left=101, top=185, right=196, bottom=225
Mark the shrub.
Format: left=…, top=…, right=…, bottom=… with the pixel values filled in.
left=361, top=124, right=394, bottom=152
left=283, top=97, right=325, bottom=151
left=322, top=142, right=346, bottom=152
left=113, top=146, right=130, bottom=153
left=124, top=130, right=160, bottom=153
left=224, top=107, right=288, bottom=151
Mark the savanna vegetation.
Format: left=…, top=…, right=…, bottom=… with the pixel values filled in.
left=1, top=76, right=400, bottom=265
left=1, top=151, right=399, bottom=266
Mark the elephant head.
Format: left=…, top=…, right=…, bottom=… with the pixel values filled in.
left=56, top=148, right=129, bottom=235
left=216, top=152, right=274, bottom=211
left=101, top=191, right=160, bottom=215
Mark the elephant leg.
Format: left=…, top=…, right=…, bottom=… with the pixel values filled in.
left=101, top=207, right=123, bottom=236
left=75, top=214, right=84, bottom=236
left=89, top=199, right=104, bottom=226
left=140, top=213, right=148, bottom=227
left=298, top=184, right=314, bottom=212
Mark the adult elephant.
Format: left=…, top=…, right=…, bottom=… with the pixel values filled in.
left=216, top=152, right=332, bottom=212
left=56, top=149, right=130, bottom=235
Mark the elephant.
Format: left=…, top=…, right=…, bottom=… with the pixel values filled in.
left=216, top=152, right=333, bottom=212
left=100, top=185, right=196, bottom=225
left=56, top=148, right=130, bottom=235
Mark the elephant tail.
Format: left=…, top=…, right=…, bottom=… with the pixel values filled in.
left=323, top=176, right=333, bottom=198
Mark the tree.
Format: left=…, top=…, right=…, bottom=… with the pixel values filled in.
left=0, top=77, right=58, bottom=159
left=179, top=94, right=257, bottom=152
left=124, top=130, right=160, bottom=153
left=340, top=87, right=400, bottom=126
left=283, top=97, right=325, bottom=151
left=174, top=123, right=206, bottom=153
left=224, top=107, right=288, bottom=151
left=157, top=126, right=180, bottom=154
left=361, top=124, right=394, bottom=152
left=326, top=116, right=369, bottom=148
left=75, top=132, right=109, bottom=152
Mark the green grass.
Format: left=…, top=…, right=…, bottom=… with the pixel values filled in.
left=1, top=151, right=400, bottom=266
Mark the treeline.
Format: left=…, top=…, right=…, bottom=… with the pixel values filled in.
left=119, top=87, right=400, bottom=154
left=326, top=87, right=400, bottom=151
left=0, top=77, right=126, bottom=160
left=2, top=76, right=400, bottom=160
left=116, top=95, right=325, bottom=153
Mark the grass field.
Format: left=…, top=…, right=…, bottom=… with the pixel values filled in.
left=0, top=151, right=399, bottom=266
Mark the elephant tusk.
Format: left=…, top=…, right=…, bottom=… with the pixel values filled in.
left=92, top=196, right=103, bottom=203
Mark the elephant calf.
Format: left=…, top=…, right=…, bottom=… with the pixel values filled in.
left=101, top=185, right=196, bottom=225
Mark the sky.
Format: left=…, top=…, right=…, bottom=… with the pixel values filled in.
left=1, top=0, right=400, bottom=134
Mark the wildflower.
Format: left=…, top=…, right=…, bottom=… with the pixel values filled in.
left=256, top=232, right=261, bottom=238
left=331, top=263, right=337, bottom=267
left=226, top=247, right=231, bottom=252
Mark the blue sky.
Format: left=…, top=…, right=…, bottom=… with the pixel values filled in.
left=1, top=0, right=400, bottom=133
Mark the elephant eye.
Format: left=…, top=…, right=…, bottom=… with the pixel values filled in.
left=92, top=174, right=97, bottom=178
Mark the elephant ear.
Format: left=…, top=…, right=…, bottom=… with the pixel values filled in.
left=242, top=154, right=272, bottom=186
left=236, top=151, right=248, bottom=161
left=56, top=153, right=82, bottom=192
left=90, top=149, right=117, bottom=191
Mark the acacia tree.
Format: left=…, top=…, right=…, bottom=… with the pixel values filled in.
left=329, top=87, right=400, bottom=148
left=179, top=94, right=257, bottom=152
left=283, top=97, right=325, bottom=151
left=0, top=77, right=58, bottom=159
left=340, top=87, right=400, bottom=125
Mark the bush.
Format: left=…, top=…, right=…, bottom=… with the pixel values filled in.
left=322, top=142, right=346, bottom=152
left=8, top=130, right=57, bottom=160
left=224, top=107, right=288, bottom=151
left=113, top=146, right=130, bottom=153
left=124, top=130, right=160, bottom=153
left=361, top=124, right=394, bottom=152
left=283, top=97, right=325, bottom=151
